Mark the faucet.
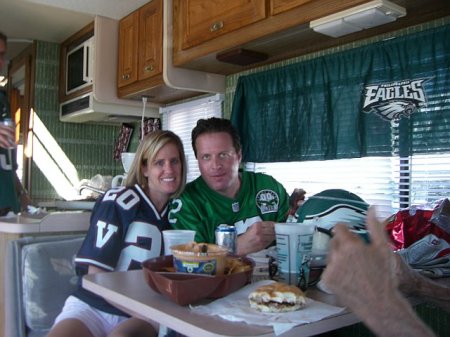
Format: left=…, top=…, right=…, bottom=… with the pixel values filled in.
left=78, top=185, right=105, bottom=196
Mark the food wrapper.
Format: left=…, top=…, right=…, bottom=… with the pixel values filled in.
left=386, top=199, right=450, bottom=277
left=385, top=198, right=450, bottom=250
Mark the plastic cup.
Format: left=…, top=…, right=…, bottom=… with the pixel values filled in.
left=162, top=230, right=196, bottom=255
left=275, top=222, right=315, bottom=290
left=121, top=152, right=135, bottom=173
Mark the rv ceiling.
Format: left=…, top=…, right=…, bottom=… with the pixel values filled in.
left=0, top=0, right=148, bottom=78
left=0, top=0, right=449, bottom=77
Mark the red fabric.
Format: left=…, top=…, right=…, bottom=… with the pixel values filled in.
left=385, top=205, right=450, bottom=250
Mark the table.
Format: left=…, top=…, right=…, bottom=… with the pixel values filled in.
left=83, top=270, right=360, bottom=337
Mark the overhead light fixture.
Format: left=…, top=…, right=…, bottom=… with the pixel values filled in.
left=310, top=0, right=406, bottom=38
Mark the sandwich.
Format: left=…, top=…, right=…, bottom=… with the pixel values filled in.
left=248, top=282, right=306, bottom=313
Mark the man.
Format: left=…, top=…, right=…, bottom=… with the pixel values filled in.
left=322, top=207, right=450, bottom=337
left=0, top=31, right=31, bottom=215
left=169, top=117, right=289, bottom=256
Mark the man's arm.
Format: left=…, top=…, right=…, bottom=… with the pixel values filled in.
left=321, top=208, right=436, bottom=337
left=236, top=221, right=275, bottom=256
left=235, top=175, right=289, bottom=256
left=362, top=291, right=436, bottom=337
left=393, top=252, right=450, bottom=312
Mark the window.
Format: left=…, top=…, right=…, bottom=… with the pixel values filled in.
left=161, top=92, right=450, bottom=220
left=161, top=94, right=223, bottom=182
left=246, top=153, right=450, bottom=220
left=394, top=154, right=450, bottom=209
left=230, top=24, right=450, bottom=219
left=245, top=157, right=394, bottom=219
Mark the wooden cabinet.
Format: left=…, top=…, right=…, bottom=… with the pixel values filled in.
left=139, top=2, right=163, bottom=82
left=117, top=11, right=139, bottom=88
left=118, top=0, right=162, bottom=90
left=270, top=0, right=314, bottom=15
left=117, top=0, right=202, bottom=103
left=172, top=0, right=373, bottom=74
left=175, top=0, right=266, bottom=50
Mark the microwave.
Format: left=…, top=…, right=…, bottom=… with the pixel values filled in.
left=65, top=36, right=94, bottom=95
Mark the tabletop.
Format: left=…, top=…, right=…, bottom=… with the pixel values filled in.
left=83, top=270, right=360, bottom=337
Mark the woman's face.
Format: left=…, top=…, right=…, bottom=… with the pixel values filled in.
left=142, top=142, right=183, bottom=205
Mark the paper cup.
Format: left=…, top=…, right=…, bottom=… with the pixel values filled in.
left=275, top=223, right=315, bottom=290
left=162, top=230, right=196, bottom=255
left=171, top=243, right=228, bottom=275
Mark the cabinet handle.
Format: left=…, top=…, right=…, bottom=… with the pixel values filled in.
left=210, top=21, right=224, bottom=32
left=144, top=65, right=154, bottom=72
left=122, top=74, right=130, bottom=80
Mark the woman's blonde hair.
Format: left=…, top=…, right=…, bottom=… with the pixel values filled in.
left=125, top=130, right=187, bottom=198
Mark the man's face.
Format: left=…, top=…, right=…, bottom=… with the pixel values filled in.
left=195, top=132, right=242, bottom=198
left=0, top=39, right=6, bottom=71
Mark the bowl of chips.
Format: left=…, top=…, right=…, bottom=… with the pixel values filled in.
left=171, top=242, right=229, bottom=275
left=142, top=255, right=254, bottom=305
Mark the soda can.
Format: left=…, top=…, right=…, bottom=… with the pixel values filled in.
left=215, top=224, right=237, bottom=255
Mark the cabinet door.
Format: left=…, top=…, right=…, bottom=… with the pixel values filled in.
left=176, top=0, right=266, bottom=50
left=270, top=0, right=314, bottom=15
left=118, top=11, right=139, bottom=88
left=138, top=0, right=163, bottom=81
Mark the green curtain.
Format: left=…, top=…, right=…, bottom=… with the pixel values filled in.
left=231, top=24, right=450, bottom=162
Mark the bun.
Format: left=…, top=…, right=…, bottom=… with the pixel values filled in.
left=248, top=282, right=306, bottom=312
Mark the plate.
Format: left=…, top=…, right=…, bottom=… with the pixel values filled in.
left=142, top=255, right=254, bottom=306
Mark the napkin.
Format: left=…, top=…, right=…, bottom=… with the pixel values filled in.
left=191, top=280, right=345, bottom=336
left=398, top=234, right=450, bottom=277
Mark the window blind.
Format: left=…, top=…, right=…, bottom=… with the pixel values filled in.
left=391, top=154, right=450, bottom=209
left=245, top=157, right=394, bottom=219
left=161, top=94, right=223, bottom=182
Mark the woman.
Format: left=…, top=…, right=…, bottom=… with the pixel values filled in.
left=47, top=130, right=186, bottom=337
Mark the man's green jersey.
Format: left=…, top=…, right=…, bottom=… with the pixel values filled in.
left=168, top=171, right=289, bottom=243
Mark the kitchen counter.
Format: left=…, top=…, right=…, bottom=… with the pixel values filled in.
left=0, top=211, right=91, bottom=234
left=38, top=200, right=96, bottom=211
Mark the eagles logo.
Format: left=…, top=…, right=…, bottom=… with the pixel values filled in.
left=362, top=78, right=430, bottom=121
left=256, top=189, right=279, bottom=214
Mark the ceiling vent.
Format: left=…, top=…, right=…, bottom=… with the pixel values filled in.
left=310, top=0, right=406, bottom=38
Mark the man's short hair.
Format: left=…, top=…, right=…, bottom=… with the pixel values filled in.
left=191, top=117, right=242, bottom=158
